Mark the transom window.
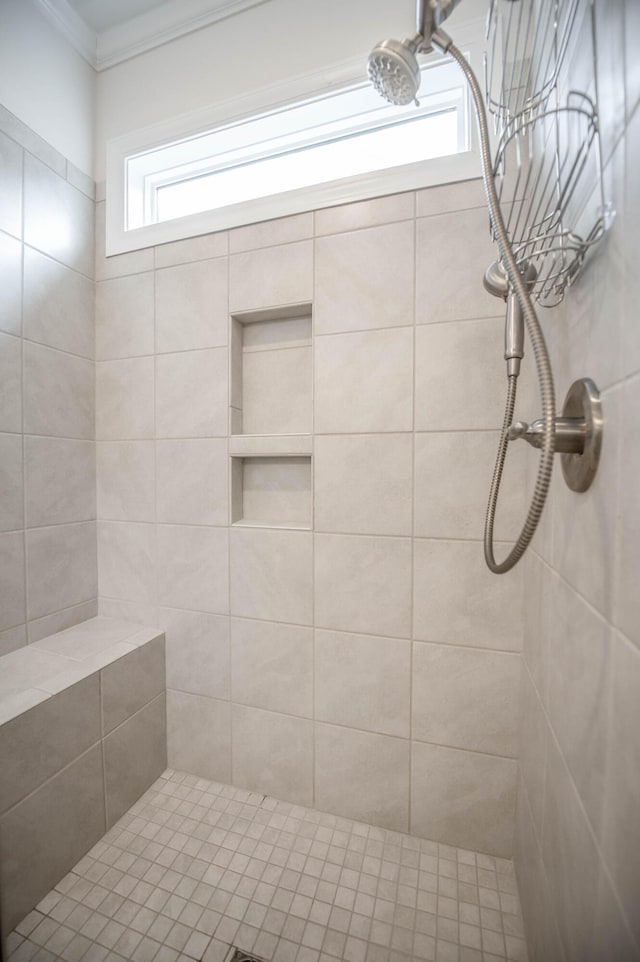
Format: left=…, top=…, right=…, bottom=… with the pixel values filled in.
left=106, top=53, right=480, bottom=255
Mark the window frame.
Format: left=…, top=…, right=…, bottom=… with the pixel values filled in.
left=105, top=35, right=485, bottom=256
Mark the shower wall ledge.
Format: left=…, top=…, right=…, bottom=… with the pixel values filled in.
left=0, top=617, right=167, bottom=938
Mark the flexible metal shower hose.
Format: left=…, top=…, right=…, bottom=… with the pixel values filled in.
left=436, top=33, right=556, bottom=574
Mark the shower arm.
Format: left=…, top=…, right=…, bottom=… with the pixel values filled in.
left=416, top=0, right=464, bottom=50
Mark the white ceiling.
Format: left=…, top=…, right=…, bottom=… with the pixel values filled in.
left=66, top=0, right=168, bottom=33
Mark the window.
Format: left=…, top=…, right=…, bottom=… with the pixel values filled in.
left=106, top=53, right=480, bottom=255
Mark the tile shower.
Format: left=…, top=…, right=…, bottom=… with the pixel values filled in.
left=1, top=0, right=640, bottom=958
left=94, top=179, right=527, bottom=859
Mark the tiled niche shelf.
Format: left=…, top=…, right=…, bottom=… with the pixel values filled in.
left=230, top=304, right=312, bottom=529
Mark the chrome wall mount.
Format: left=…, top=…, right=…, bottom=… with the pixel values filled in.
left=508, top=378, right=603, bottom=492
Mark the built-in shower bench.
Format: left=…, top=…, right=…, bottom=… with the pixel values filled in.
left=0, top=617, right=167, bottom=938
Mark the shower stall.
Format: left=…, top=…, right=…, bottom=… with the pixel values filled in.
left=0, top=0, right=638, bottom=960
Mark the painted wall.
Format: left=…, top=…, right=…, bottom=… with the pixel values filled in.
left=0, top=0, right=95, bottom=176
left=0, top=111, right=97, bottom=656
left=515, top=0, right=640, bottom=958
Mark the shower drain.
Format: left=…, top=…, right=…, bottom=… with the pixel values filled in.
left=226, top=950, right=268, bottom=962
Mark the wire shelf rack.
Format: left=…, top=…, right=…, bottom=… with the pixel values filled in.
left=484, top=0, right=612, bottom=306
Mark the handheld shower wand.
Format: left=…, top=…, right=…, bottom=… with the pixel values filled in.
left=367, top=1, right=557, bottom=574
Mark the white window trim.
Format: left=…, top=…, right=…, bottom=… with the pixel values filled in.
left=105, top=21, right=486, bottom=256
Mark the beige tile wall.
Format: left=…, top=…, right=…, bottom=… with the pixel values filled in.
left=96, top=175, right=529, bottom=859
left=0, top=110, right=97, bottom=656
left=515, top=1, right=640, bottom=957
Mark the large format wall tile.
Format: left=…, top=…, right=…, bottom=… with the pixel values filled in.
left=157, top=524, right=229, bottom=615
left=413, top=538, right=523, bottom=651
left=24, top=247, right=94, bottom=359
left=95, top=272, right=154, bottom=360
left=411, top=741, right=518, bottom=858
left=0, top=132, right=22, bottom=240
left=315, top=630, right=410, bottom=737
left=229, top=240, right=313, bottom=311
left=314, top=434, right=412, bottom=536
left=0, top=745, right=105, bottom=932
left=167, top=690, right=231, bottom=782
left=103, top=693, right=167, bottom=827
left=230, top=212, right=312, bottom=252
left=4, top=125, right=97, bottom=669
left=0, top=230, right=23, bottom=335
left=155, top=230, right=227, bottom=268
left=160, top=608, right=229, bottom=700
left=545, top=576, right=612, bottom=839
left=231, top=618, right=312, bottom=718
left=414, top=430, right=526, bottom=541
left=315, top=192, right=414, bottom=236
left=0, top=675, right=100, bottom=812
left=230, top=527, right=312, bottom=625
left=96, top=441, right=155, bottom=522
left=26, top=522, right=97, bottom=621
left=314, top=221, right=414, bottom=334
left=601, top=634, right=640, bottom=947
left=24, top=342, right=94, bottom=439
left=315, top=328, right=413, bottom=433
left=156, top=439, right=228, bottom=526
left=315, top=533, right=412, bottom=638
left=96, top=357, right=154, bottom=440
left=97, top=521, right=156, bottom=605
left=155, top=349, right=227, bottom=438
left=25, top=437, right=95, bottom=527
left=0, top=434, right=23, bottom=533
left=155, top=258, right=228, bottom=353
left=24, top=153, right=94, bottom=278
left=412, top=642, right=521, bottom=757
left=0, top=332, right=21, bottom=433
left=541, top=737, right=603, bottom=962
left=315, top=723, right=410, bottom=832
left=101, top=636, right=165, bottom=734
left=232, top=704, right=313, bottom=806
left=615, top=375, right=640, bottom=647
left=415, top=207, right=496, bottom=323
left=415, top=319, right=505, bottom=431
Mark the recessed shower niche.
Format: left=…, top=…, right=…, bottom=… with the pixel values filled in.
left=230, top=304, right=312, bottom=528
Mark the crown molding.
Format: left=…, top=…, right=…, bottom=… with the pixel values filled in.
left=33, top=0, right=98, bottom=67
left=96, top=0, right=272, bottom=70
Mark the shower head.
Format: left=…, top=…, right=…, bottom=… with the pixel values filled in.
left=367, top=36, right=422, bottom=106
left=367, top=1, right=463, bottom=106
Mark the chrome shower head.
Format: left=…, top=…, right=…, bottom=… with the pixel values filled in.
left=367, top=36, right=422, bottom=106
left=368, top=1, right=464, bottom=105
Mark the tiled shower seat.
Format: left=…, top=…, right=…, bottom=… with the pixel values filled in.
left=0, top=617, right=167, bottom=938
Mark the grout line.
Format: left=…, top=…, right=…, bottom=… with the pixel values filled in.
left=18, top=143, right=28, bottom=643
left=310, top=209, right=316, bottom=812
left=162, top=687, right=518, bottom=762
left=408, top=198, right=417, bottom=836
left=21, top=239, right=95, bottom=284
left=95, top=596, right=523, bottom=655
left=0, top=739, right=104, bottom=819
left=227, top=233, right=234, bottom=787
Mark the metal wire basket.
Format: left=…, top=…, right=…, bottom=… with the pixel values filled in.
left=484, top=0, right=612, bottom=306
left=485, top=0, right=583, bottom=125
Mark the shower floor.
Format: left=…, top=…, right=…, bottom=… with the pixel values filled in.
left=7, top=769, right=528, bottom=962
